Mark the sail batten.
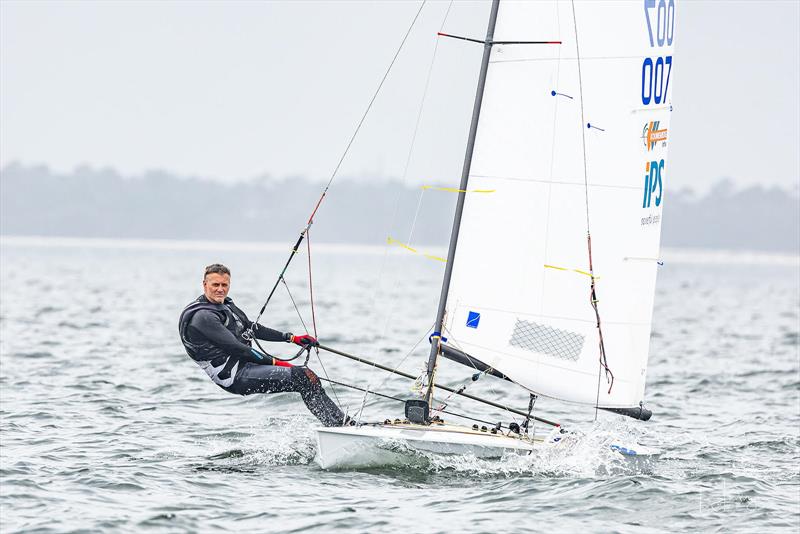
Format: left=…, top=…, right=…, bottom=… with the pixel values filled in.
left=443, top=0, right=676, bottom=410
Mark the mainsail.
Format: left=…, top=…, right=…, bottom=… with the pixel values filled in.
left=442, top=0, right=677, bottom=409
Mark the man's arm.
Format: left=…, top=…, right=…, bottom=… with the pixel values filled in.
left=252, top=324, right=289, bottom=343
left=188, top=310, right=270, bottom=364
left=251, top=322, right=318, bottom=347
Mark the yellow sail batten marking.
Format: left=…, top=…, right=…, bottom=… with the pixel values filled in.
left=544, top=264, right=598, bottom=279
left=421, top=185, right=496, bottom=194
left=424, top=254, right=447, bottom=263
left=387, top=237, right=447, bottom=263
left=386, top=237, right=417, bottom=254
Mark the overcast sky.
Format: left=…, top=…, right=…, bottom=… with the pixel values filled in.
left=1, top=0, right=798, bottom=194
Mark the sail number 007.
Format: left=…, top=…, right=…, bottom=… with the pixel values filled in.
left=641, top=0, right=674, bottom=106
left=641, top=56, right=672, bottom=106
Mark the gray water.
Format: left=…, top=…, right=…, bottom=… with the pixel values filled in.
left=1, top=237, right=798, bottom=533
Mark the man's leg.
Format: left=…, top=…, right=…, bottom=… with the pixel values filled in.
left=226, top=363, right=344, bottom=427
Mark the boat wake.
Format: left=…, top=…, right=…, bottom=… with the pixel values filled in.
left=178, top=415, right=658, bottom=478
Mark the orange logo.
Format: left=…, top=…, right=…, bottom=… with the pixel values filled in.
left=642, top=121, right=668, bottom=151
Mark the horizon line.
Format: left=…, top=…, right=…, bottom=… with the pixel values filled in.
left=2, top=235, right=797, bottom=266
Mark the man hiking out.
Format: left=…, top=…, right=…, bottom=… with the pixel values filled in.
left=179, top=263, right=345, bottom=426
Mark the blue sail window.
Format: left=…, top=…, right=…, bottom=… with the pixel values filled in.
left=466, top=311, right=481, bottom=329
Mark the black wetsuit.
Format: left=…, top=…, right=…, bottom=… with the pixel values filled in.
left=178, top=295, right=344, bottom=427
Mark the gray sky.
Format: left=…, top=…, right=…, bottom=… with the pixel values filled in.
left=1, top=0, right=798, bottom=194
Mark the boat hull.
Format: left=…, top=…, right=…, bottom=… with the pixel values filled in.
left=315, top=423, right=537, bottom=469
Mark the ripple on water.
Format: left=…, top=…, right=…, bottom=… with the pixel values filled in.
left=1, top=244, right=798, bottom=533
left=7, top=351, right=53, bottom=359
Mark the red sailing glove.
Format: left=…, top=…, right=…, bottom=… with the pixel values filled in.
left=286, top=333, right=319, bottom=347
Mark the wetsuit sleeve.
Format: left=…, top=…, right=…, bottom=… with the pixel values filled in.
left=253, top=324, right=288, bottom=343
left=187, top=310, right=267, bottom=364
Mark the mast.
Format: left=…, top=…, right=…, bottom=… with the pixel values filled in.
left=424, top=0, right=501, bottom=410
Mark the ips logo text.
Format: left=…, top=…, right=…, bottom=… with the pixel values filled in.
left=643, top=160, right=664, bottom=208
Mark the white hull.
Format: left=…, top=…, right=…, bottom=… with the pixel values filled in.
left=315, top=422, right=540, bottom=469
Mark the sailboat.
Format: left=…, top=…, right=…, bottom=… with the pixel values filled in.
left=314, top=0, right=676, bottom=469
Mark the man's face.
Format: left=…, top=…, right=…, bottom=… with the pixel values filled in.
left=203, top=273, right=230, bottom=304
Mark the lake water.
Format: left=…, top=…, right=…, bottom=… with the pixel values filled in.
left=1, top=237, right=798, bottom=533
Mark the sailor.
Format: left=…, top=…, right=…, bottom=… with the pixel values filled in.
left=178, top=263, right=345, bottom=426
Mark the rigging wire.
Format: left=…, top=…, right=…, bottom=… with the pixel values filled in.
left=430, top=375, right=478, bottom=412
left=364, top=324, right=434, bottom=398
left=319, top=377, right=512, bottom=428
left=307, top=229, right=319, bottom=343
left=318, top=342, right=560, bottom=427
left=246, top=0, right=429, bottom=332
left=244, top=0, right=432, bottom=414
left=281, top=278, right=309, bottom=335
left=400, top=0, right=455, bottom=251
left=428, top=330, right=491, bottom=411
left=320, top=0, right=429, bottom=205
left=434, top=325, right=521, bottom=427
left=319, top=377, right=404, bottom=403
left=323, top=0, right=455, bottom=423
left=569, top=0, right=614, bottom=420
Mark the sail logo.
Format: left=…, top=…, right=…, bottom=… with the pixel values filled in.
left=643, top=160, right=664, bottom=208
left=466, top=311, right=481, bottom=329
left=642, top=121, right=668, bottom=151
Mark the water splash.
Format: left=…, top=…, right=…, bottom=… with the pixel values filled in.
left=417, top=418, right=660, bottom=478
left=170, top=415, right=319, bottom=472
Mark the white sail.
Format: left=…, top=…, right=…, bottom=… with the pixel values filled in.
left=443, top=0, right=677, bottom=408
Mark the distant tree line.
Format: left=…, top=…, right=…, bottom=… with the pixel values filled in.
left=1, top=163, right=798, bottom=252
left=661, top=179, right=799, bottom=252
left=0, top=163, right=454, bottom=245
